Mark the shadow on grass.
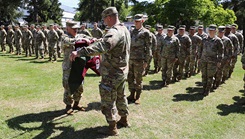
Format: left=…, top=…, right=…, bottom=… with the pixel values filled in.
left=172, top=87, right=204, bottom=102
left=216, top=89, right=245, bottom=116
left=85, top=102, right=101, bottom=111
left=6, top=109, right=109, bottom=139
left=30, top=60, right=50, bottom=64
left=85, top=73, right=100, bottom=77
left=143, top=80, right=163, bottom=90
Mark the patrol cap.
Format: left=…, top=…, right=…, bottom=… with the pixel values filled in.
left=179, top=25, right=186, bottom=29
left=66, top=20, right=79, bottom=28
left=80, top=23, right=86, bottom=27
left=198, top=25, right=204, bottom=29
left=23, top=25, right=28, bottom=28
left=157, top=25, right=163, bottom=30
left=36, top=25, right=41, bottom=28
left=30, top=24, right=35, bottom=27
left=208, top=24, right=217, bottom=30
left=145, top=25, right=151, bottom=29
left=225, top=24, right=231, bottom=29
left=218, top=26, right=225, bottom=32
left=231, top=23, right=238, bottom=29
left=49, top=24, right=54, bottom=27
left=1, top=25, right=4, bottom=28
left=190, top=26, right=195, bottom=30
left=101, top=7, right=118, bottom=19
left=134, top=14, right=144, bottom=21
left=8, top=25, right=13, bottom=28
left=14, top=24, right=19, bottom=28
left=167, top=25, right=175, bottom=30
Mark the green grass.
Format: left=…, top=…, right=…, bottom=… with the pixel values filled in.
left=0, top=51, right=245, bottom=139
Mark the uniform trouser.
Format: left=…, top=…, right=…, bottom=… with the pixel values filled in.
left=173, top=56, right=186, bottom=78
left=44, top=40, right=48, bottom=54
left=15, top=43, right=22, bottom=54
left=214, top=61, right=225, bottom=85
left=195, top=55, right=201, bottom=72
left=221, top=60, right=230, bottom=82
left=128, top=59, right=144, bottom=93
left=185, top=56, right=190, bottom=75
left=145, top=55, right=152, bottom=73
left=63, top=70, right=83, bottom=105
left=99, top=75, right=129, bottom=122
left=153, top=51, right=161, bottom=69
left=229, top=57, right=237, bottom=75
left=57, top=43, right=61, bottom=57
left=24, top=43, right=32, bottom=56
left=7, top=43, right=14, bottom=53
left=189, top=55, right=196, bottom=75
left=161, top=57, right=175, bottom=83
left=35, top=46, right=44, bottom=58
left=243, top=73, right=245, bottom=89
left=1, top=43, right=6, bottom=51
left=31, top=42, right=35, bottom=54
left=200, top=61, right=217, bottom=91
left=48, top=47, right=57, bottom=60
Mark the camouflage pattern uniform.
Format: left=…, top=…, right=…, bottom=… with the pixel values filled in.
left=155, top=29, right=166, bottom=72
left=34, top=27, right=45, bottom=59
left=198, top=25, right=224, bottom=95
left=0, top=26, right=7, bottom=52
left=22, top=26, right=33, bottom=57
left=78, top=28, right=92, bottom=37
left=55, top=27, right=64, bottom=58
left=241, top=51, right=245, bottom=89
left=30, top=25, right=37, bottom=54
left=6, top=26, right=15, bottom=53
left=14, top=26, right=23, bottom=55
left=174, top=32, right=192, bottom=79
left=42, top=25, right=49, bottom=54
left=160, top=31, right=180, bottom=85
left=76, top=23, right=130, bottom=123
left=91, top=27, right=104, bottom=39
left=47, top=28, right=59, bottom=61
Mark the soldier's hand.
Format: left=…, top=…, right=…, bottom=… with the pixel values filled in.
left=143, top=63, right=147, bottom=69
left=70, top=51, right=78, bottom=61
left=217, top=62, right=221, bottom=68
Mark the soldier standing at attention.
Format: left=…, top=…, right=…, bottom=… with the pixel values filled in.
left=225, top=25, right=240, bottom=78
left=127, top=14, right=152, bottom=104
left=6, top=25, right=15, bottom=53
left=78, top=23, right=92, bottom=37
left=34, top=25, right=45, bottom=59
left=91, top=22, right=104, bottom=39
left=54, top=24, right=64, bottom=58
left=42, top=24, right=49, bottom=55
left=22, top=25, right=33, bottom=57
left=47, top=24, right=59, bottom=62
left=241, top=49, right=245, bottom=90
left=30, top=24, right=36, bottom=55
left=14, top=25, right=23, bottom=55
left=0, top=25, right=7, bottom=52
left=155, top=25, right=166, bottom=73
left=198, top=24, right=224, bottom=96
left=231, top=24, right=244, bottom=53
left=189, top=26, right=202, bottom=76
left=160, top=25, right=180, bottom=86
left=174, top=25, right=192, bottom=80
left=196, top=25, right=208, bottom=39
left=70, top=7, right=130, bottom=136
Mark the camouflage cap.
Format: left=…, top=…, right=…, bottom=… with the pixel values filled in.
left=66, top=20, right=78, bottom=28
left=167, top=25, right=175, bottom=30
left=134, top=14, right=143, bottom=21
left=101, top=7, right=118, bottom=19
left=23, top=25, right=28, bottom=28
left=145, top=25, right=151, bottom=29
left=8, top=25, right=13, bottom=28
left=0, top=25, right=4, bottom=28
left=198, top=25, right=204, bottom=29
left=14, top=24, right=19, bottom=28
left=218, top=26, right=225, bottom=32
left=225, top=24, right=231, bottom=29
left=80, top=23, right=86, bottom=27
left=36, top=25, right=41, bottom=28
left=179, top=25, right=186, bottom=29
left=208, top=24, right=217, bottom=30
left=157, top=25, right=163, bottom=30
left=231, top=23, right=238, bottom=29
left=30, top=24, right=35, bottom=27
left=190, top=26, right=196, bottom=30
left=49, top=24, right=54, bottom=27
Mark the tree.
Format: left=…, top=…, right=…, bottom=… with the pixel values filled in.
left=0, top=0, right=22, bottom=24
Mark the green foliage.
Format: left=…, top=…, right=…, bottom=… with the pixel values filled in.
left=0, top=0, right=22, bottom=24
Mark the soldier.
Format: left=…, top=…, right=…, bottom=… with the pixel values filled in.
left=78, top=23, right=92, bottom=37
left=231, top=24, right=244, bottom=53
left=189, top=26, right=202, bottom=76
left=241, top=50, right=245, bottom=90
left=30, top=24, right=37, bottom=55
left=160, top=25, right=180, bottom=86
left=198, top=24, right=224, bottom=96
left=225, top=25, right=240, bottom=78
left=6, top=25, right=15, bottom=53
left=127, top=14, right=152, bottom=104
left=0, top=25, right=7, bottom=52
left=213, top=26, right=233, bottom=88
left=54, top=24, right=64, bottom=58
left=14, top=25, right=23, bottom=55
left=47, top=24, right=59, bottom=61
left=91, top=22, right=104, bottom=39
left=34, top=25, right=45, bottom=59
left=70, top=7, right=130, bottom=136
left=22, top=25, right=33, bottom=57
left=196, top=25, right=208, bottom=39
left=174, top=25, right=192, bottom=80
left=42, top=24, right=49, bottom=55
left=155, top=25, right=166, bottom=73
left=143, top=25, right=157, bottom=76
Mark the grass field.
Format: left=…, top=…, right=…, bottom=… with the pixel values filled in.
left=0, top=51, right=245, bottom=139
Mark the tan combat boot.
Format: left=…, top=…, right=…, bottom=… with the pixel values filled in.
left=117, top=116, right=131, bottom=128
left=98, top=121, right=119, bottom=136
left=135, top=91, right=141, bottom=104
left=65, top=105, right=73, bottom=115
left=73, top=101, right=85, bottom=111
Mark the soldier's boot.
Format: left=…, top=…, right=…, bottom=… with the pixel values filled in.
left=154, top=67, right=158, bottom=73
left=117, top=116, right=131, bottom=128
left=157, top=67, right=161, bottom=73
left=127, top=91, right=135, bottom=102
left=221, top=76, right=227, bottom=84
left=166, top=78, right=170, bottom=85
left=73, top=101, right=85, bottom=111
left=228, top=71, right=232, bottom=78
left=135, top=91, right=141, bottom=104
left=65, top=105, right=73, bottom=114
left=203, top=88, right=210, bottom=96
left=48, top=57, right=52, bottom=61
left=98, top=121, right=119, bottom=136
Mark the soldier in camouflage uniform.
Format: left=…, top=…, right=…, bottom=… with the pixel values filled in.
left=70, top=7, right=130, bottom=136
left=54, top=24, right=64, bottom=58
left=189, top=26, right=202, bottom=76
left=78, top=23, right=92, bottom=37
left=14, top=25, right=23, bottom=55
left=0, top=25, right=7, bottom=52
left=160, top=25, right=180, bottom=86
left=241, top=50, right=245, bottom=90
left=155, top=25, right=166, bottom=73
left=231, top=24, right=244, bottom=53
left=91, top=22, right=104, bottom=39
left=47, top=24, right=59, bottom=61
left=30, top=24, right=37, bottom=55
left=34, top=25, right=45, bottom=59
left=42, top=24, right=49, bottom=55
left=225, top=25, right=240, bottom=78
left=6, top=25, right=15, bottom=53
left=213, top=26, right=233, bottom=88
left=143, top=25, right=157, bottom=76
left=127, top=14, right=152, bottom=104
left=22, top=25, right=33, bottom=57
left=174, top=25, right=192, bottom=80
left=198, top=24, right=224, bottom=96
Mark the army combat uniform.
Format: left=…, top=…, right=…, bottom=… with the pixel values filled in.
left=34, top=27, right=45, bottom=59
left=241, top=50, right=245, bottom=89
left=14, top=26, right=23, bottom=55
left=155, top=26, right=166, bottom=73
left=22, top=26, right=33, bottom=57
left=0, top=26, right=7, bottom=52
left=91, top=27, right=104, bottom=39
left=6, top=26, right=15, bottom=53
left=47, top=27, right=59, bottom=61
